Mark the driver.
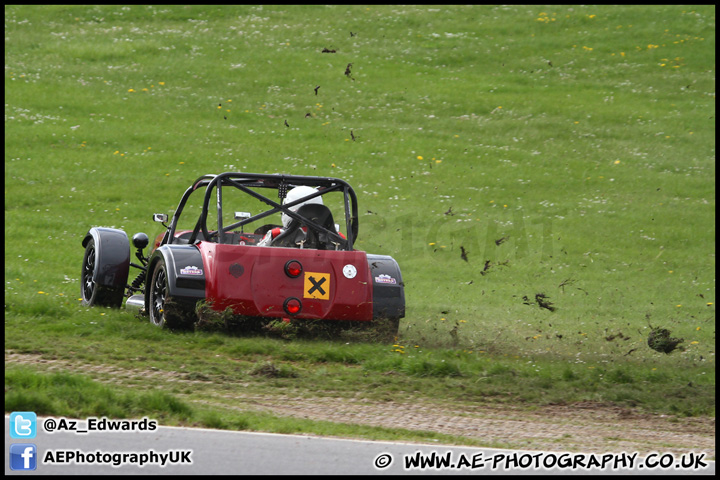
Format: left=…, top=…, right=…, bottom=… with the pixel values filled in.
left=258, top=186, right=327, bottom=246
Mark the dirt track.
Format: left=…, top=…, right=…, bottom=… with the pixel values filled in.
left=5, top=351, right=715, bottom=458
left=236, top=394, right=715, bottom=457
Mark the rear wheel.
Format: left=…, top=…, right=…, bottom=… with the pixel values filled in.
left=148, top=259, right=195, bottom=329
left=80, top=238, right=124, bottom=308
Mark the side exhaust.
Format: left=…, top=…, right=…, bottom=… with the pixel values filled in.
left=125, top=294, right=145, bottom=312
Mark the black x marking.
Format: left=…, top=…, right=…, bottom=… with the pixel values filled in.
left=308, top=276, right=327, bottom=296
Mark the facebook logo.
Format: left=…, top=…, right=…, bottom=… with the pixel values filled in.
left=10, top=411, right=37, bottom=439
left=10, top=444, right=37, bottom=471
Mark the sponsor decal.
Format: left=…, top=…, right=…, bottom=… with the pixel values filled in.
left=179, top=265, right=203, bottom=276
left=374, top=274, right=397, bottom=284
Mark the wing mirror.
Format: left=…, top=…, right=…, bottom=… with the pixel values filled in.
left=235, top=212, right=251, bottom=233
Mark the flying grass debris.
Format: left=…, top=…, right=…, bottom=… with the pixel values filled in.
left=481, top=260, right=491, bottom=275
left=523, top=293, right=556, bottom=311
left=345, top=63, right=355, bottom=81
left=647, top=327, right=684, bottom=354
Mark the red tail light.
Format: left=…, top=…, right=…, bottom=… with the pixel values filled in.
left=283, top=297, right=302, bottom=316
left=285, top=260, right=303, bottom=278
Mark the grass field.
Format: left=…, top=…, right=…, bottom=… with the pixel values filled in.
left=5, top=5, right=715, bottom=440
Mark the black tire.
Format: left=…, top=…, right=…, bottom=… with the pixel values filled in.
left=81, top=238, right=124, bottom=308
left=148, top=259, right=195, bottom=329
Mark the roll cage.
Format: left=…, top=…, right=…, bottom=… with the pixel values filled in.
left=163, top=172, right=360, bottom=251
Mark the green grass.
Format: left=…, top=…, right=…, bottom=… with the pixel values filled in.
left=5, top=4, right=715, bottom=439
left=5, top=366, right=193, bottom=421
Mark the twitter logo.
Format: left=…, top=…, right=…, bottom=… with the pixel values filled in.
left=10, top=412, right=37, bottom=439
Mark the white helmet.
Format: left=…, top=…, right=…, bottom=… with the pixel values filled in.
left=281, top=186, right=323, bottom=228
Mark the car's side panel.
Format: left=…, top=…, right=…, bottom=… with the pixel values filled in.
left=199, top=243, right=374, bottom=321
left=82, top=227, right=130, bottom=290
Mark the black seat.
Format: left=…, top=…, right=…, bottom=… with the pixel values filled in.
left=272, top=204, right=344, bottom=249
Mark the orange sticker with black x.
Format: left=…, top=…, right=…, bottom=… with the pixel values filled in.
left=304, top=272, right=330, bottom=300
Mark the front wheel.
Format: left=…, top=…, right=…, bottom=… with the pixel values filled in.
left=80, top=238, right=124, bottom=308
left=148, top=259, right=195, bottom=329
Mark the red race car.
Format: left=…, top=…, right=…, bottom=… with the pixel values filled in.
left=80, top=172, right=405, bottom=334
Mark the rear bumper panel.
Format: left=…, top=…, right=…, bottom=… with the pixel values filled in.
left=201, top=244, right=374, bottom=321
